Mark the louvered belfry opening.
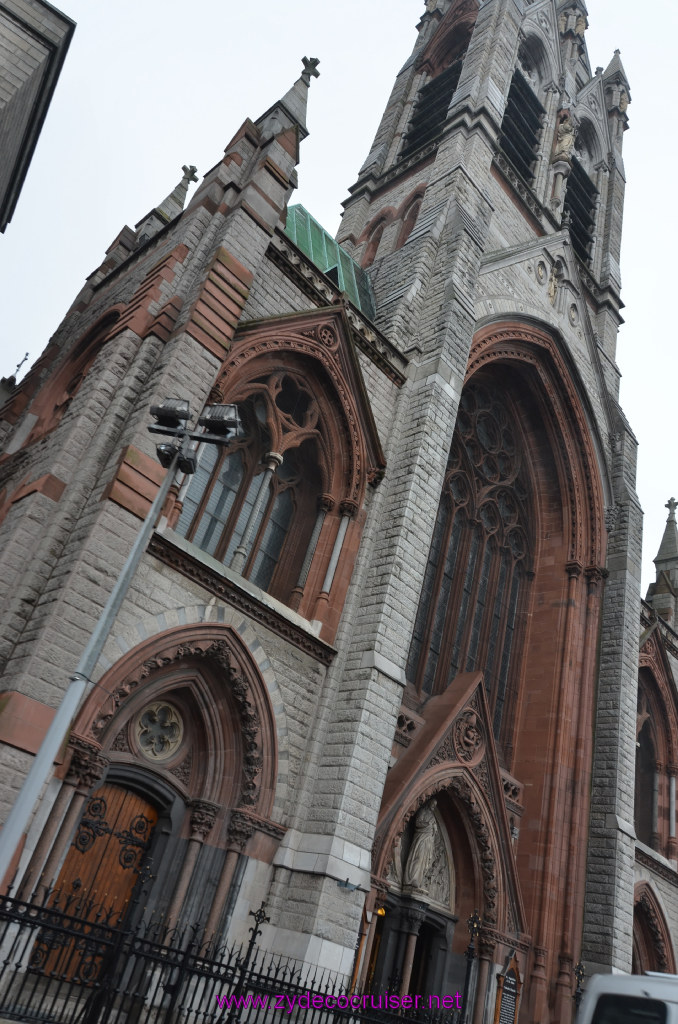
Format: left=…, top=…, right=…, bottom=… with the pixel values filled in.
left=400, top=58, right=464, bottom=161
left=563, top=156, right=598, bottom=264
left=499, top=70, right=545, bottom=185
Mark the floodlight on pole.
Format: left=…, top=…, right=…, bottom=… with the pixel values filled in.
left=0, top=398, right=242, bottom=890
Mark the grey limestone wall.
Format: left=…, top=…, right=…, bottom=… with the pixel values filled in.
left=584, top=426, right=642, bottom=974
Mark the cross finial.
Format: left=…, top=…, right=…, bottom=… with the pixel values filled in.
left=14, top=352, right=29, bottom=376
left=301, top=56, right=320, bottom=85
left=666, top=497, right=678, bottom=522
left=182, top=164, right=198, bottom=184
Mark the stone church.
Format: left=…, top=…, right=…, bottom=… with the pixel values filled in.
left=1, top=0, right=674, bottom=1021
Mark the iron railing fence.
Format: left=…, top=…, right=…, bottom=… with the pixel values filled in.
left=0, top=892, right=460, bottom=1024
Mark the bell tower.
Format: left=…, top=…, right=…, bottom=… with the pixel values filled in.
left=327, top=1, right=639, bottom=1020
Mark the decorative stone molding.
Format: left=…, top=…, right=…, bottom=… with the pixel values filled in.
left=454, top=708, right=485, bottom=764
left=65, top=736, right=109, bottom=792
left=170, top=753, right=193, bottom=787
left=636, top=847, right=678, bottom=889
left=400, top=900, right=427, bottom=935
left=148, top=533, right=336, bottom=665
left=636, top=888, right=670, bottom=971
left=227, top=808, right=286, bottom=850
left=135, top=701, right=184, bottom=762
left=189, top=800, right=219, bottom=840
left=92, top=637, right=263, bottom=807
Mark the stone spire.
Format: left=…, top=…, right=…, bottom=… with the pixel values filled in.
left=646, top=499, right=678, bottom=623
left=255, top=57, right=320, bottom=141
left=604, top=48, right=630, bottom=89
left=156, top=164, right=199, bottom=222
left=135, top=164, right=199, bottom=246
left=655, top=498, right=678, bottom=569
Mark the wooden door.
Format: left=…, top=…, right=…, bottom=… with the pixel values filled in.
left=36, top=784, right=158, bottom=982
left=54, top=784, right=158, bottom=918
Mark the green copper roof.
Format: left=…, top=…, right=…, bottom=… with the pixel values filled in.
left=284, top=205, right=376, bottom=320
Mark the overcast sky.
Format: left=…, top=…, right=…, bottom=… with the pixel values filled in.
left=0, top=0, right=672, bottom=592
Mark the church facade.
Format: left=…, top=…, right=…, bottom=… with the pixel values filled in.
left=0, top=0, right=667, bottom=1021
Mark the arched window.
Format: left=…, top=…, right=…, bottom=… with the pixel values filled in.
left=363, top=221, right=386, bottom=268
left=177, top=370, right=322, bottom=604
left=563, top=120, right=599, bottom=265
left=407, top=380, right=532, bottom=742
left=634, top=668, right=672, bottom=854
left=400, top=7, right=477, bottom=162
left=23, top=311, right=121, bottom=446
left=635, top=714, right=656, bottom=848
left=499, top=68, right=545, bottom=186
left=395, top=197, right=423, bottom=250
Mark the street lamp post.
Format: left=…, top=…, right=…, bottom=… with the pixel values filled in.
left=0, top=400, right=241, bottom=889
left=461, top=910, right=481, bottom=1024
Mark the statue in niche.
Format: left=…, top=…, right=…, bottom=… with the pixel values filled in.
left=404, top=801, right=438, bottom=891
left=425, top=825, right=451, bottom=907
left=552, top=112, right=576, bottom=164
left=386, top=834, right=403, bottom=887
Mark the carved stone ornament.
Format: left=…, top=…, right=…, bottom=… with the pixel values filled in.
left=66, top=736, right=109, bottom=791
left=401, top=901, right=427, bottom=935
left=111, top=728, right=130, bottom=753
left=604, top=504, right=621, bottom=533
left=225, top=808, right=286, bottom=851
left=386, top=834, right=403, bottom=887
left=638, top=891, right=669, bottom=970
left=190, top=800, right=219, bottom=840
left=427, top=821, right=451, bottom=907
left=552, top=112, right=576, bottom=168
left=426, top=731, right=457, bottom=770
left=135, top=701, right=184, bottom=762
left=454, top=709, right=485, bottom=764
left=472, top=758, right=491, bottom=795
left=227, top=810, right=258, bottom=850
left=449, top=775, right=498, bottom=925
left=170, top=752, right=193, bottom=787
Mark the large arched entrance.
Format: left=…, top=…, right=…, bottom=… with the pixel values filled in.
left=20, top=624, right=282, bottom=943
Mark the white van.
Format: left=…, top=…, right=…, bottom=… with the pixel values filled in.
left=577, top=972, right=678, bottom=1024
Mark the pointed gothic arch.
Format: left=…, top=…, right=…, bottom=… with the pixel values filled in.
left=78, top=623, right=279, bottom=817
left=21, top=308, right=124, bottom=446
left=418, top=0, right=480, bottom=77
left=633, top=883, right=676, bottom=974
left=637, top=631, right=678, bottom=856
left=172, top=308, right=385, bottom=639
left=25, top=625, right=284, bottom=934
left=467, top=322, right=606, bottom=567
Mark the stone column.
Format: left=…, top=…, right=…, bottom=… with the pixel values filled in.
left=358, top=890, right=387, bottom=991
left=165, top=800, right=218, bottom=929
left=313, top=500, right=356, bottom=618
left=230, top=453, right=283, bottom=573
left=668, top=767, right=677, bottom=860
left=202, top=809, right=256, bottom=942
left=18, top=782, right=73, bottom=899
left=398, top=900, right=427, bottom=997
left=652, top=763, right=661, bottom=851
left=36, top=737, right=109, bottom=893
left=472, top=934, right=496, bottom=1024
left=289, top=495, right=334, bottom=611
